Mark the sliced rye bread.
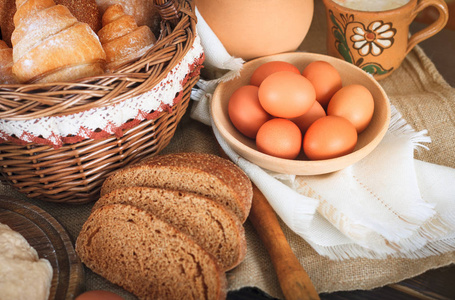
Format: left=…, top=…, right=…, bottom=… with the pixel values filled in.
left=76, top=204, right=227, bottom=300
left=100, top=152, right=253, bottom=223
left=93, top=186, right=247, bottom=271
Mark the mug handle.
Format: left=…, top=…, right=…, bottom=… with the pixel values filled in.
left=406, top=0, right=449, bottom=55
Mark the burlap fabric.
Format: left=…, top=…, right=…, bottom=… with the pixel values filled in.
left=1, top=0, right=454, bottom=299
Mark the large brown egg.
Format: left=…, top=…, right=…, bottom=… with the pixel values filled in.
left=195, top=0, right=314, bottom=61
left=303, top=116, right=358, bottom=160
left=75, top=290, right=124, bottom=300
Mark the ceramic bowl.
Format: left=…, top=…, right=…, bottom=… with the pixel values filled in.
left=211, top=52, right=391, bottom=175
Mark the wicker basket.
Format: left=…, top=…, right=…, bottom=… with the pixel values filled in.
left=0, top=0, right=204, bottom=204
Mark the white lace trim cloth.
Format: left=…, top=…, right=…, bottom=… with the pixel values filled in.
left=0, top=34, right=204, bottom=148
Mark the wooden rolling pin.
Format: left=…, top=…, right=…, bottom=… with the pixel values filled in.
left=249, top=184, right=320, bottom=300
left=218, top=148, right=319, bottom=299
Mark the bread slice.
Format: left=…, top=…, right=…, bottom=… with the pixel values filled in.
left=93, top=186, right=247, bottom=271
left=76, top=204, right=227, bottom=300
left=100, top=152, right=253, bottom=223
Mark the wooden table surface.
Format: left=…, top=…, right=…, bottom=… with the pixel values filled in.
left=228, top=21, right=455, bottom=300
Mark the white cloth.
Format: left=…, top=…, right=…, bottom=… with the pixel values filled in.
left=191, top=9, right=455, bottom=260
left=190, top=7, right=244, bottom=126
left=212, top=105, right=455, bottom=260
left=194, top=8, right=244, bottom=80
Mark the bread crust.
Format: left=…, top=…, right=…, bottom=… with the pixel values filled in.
left=101, top=152, right=253, bottom=223
left=11, top=2, right=106, bottom=83
left=0, top=40, right=18, bottom=83
left=1, top=0, right=101, bottom=47
left=95, top=0, right=161, bottom=35
left=98, top=4, right=156, bottom=71
left=76, top=204, right=227, bottom=300
left=93, top=186, right=247, bottom=271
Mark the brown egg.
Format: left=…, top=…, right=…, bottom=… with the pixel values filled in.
left=303, top=116, right=358, bottom=160
left=289, top=100, right=326, bottom=134
left=195, top=0, right=314, bottom=61
left=258, top=71, right=316, bottom=119
left=250, top=61, right=300, bottom=87
left=228, top=85, right=272, bottom=138
left=301, top=60, right=343, bottom=108
left=256, top=118, right=302, bottom=160
left=327, top=84, right=375, bottom=133
left=75, top=290, right=125, bottom=300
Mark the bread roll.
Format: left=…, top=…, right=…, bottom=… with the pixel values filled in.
left=59, top=0, right=102, bottom=33
left=98, top=4, right=156, bottom=71
left=95, top=0, right=161, bottom=36
left=101, top=152, right=253, bottom=223
left=76, top=204, right=227, bottom=300
left=0, top=40, right=18, bottom=84
left=0, top=0, right=16, bottom=47
left=0, top=0, right=102, bottom=47
left=0, top=223, right=53, bottom=300
left=93, top=186, right=247, bottom=271
left=11, top=0, right=106, bottom=83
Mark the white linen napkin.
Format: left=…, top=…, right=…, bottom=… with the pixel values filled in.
left=211, top=104, right=455, bottom=260
left=190, top=7, right=244, bottom=126
left=191, top=9, right=455, bottom=260
left=194, top=7, right=244, bottom=81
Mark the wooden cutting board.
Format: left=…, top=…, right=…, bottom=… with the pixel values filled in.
left=0, top=195, right=84, bottom=300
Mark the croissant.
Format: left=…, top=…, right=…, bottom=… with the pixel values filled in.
left=11, top=0, right=106, bottom=83
left=0, top=40, right=18, bottom=84
left=95, top=0, right=161, bottom=35
left=1, top=0, right=102, bottom=48
left=97, top=4, right=156, bottom=72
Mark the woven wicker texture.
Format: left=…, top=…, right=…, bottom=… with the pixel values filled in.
left=0, top=0, right=201, bottom=203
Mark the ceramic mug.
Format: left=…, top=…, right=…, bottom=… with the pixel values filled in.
left=322, top=0, right=449, bottom=80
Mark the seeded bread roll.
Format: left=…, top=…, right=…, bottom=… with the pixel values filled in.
left=76, top=204, right=227, bottom=300
left=100, top=152, right=253, bottom=223
left=93, top=186, right=247, bottom=271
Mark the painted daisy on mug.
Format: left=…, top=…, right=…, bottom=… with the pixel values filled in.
left=350, top=21, right=397, bottom=56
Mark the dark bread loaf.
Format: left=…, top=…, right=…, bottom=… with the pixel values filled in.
left=93, top=186, right=247, bottom=271
left=76, top=204, right=227, bottom=300
left=100, top=152, right=253, bottom=223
